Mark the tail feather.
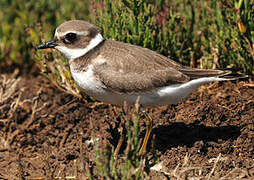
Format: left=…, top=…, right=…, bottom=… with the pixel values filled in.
left=180, top=67, right=248, bottom=80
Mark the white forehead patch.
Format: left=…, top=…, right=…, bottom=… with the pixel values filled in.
left=55, top=29, right=89, bottom=38
left=55, top=33, right=104, bottom=62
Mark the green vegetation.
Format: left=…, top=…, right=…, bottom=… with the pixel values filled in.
left=0, top=0, right=89, bottom=70
left=92, top=0, right=253, bottom=74
left=95, top=108, right=142, bottom=179
left=94, top=102, right=157, bottom=179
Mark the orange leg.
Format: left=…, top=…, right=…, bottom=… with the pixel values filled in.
left=139, top=111, right=153, bottom=156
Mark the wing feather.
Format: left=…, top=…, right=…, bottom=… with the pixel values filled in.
left=93, top=62, right=189, bottom=94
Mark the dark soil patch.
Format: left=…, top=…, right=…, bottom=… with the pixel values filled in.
left=0, top=74, right=253, bottom=179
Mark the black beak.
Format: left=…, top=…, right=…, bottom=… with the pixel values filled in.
left=37, top=40, right=58, bottom=49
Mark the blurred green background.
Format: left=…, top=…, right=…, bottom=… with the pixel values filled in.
left=0, top=0, right=90, bottom=72
left=0, top=0, right=253, bottom=75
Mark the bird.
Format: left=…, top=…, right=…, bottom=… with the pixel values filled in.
left=37, top=20, right=245, bottom=155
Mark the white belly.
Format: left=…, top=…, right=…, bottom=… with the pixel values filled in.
left=71, top=65, right=226, bottom=106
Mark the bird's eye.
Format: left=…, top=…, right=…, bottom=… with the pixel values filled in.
left=63, top=33, right=77, bottom=44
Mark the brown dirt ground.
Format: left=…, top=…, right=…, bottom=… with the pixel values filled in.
left=0, top=73, right=253, bottom=179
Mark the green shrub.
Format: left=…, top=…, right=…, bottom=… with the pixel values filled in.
left=92, top=0, right=253, bottom=74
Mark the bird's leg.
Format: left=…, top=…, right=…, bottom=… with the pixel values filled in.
left=139, top=110, right=153, bottom=156
left=114, top=101, right=128, bottom=158
left=114, top=127, right=125, bottom=158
